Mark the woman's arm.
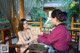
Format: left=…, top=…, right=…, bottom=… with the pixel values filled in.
left=26, top=29, right=37, bottom=44
left=28, top=29, right=33, bottom=39
left=38, top=28, right=61, bottom=45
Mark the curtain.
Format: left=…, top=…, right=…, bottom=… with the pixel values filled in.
left=14, top=0, right=19, bottom=19
left=0, top=0, right=12, bottom=21
left=24, top=0, right=35, bottom=18
left=0, top=0, right=15, bottom=36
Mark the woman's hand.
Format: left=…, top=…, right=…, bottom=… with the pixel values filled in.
left=31, top=38, right=37, bottom=41
left=38, top=32, right=44, bottom=35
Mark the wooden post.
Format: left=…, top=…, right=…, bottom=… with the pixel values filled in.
left=19, top=0, right=24, bottom=19
left=12, top=0, right=18, bottom=35
left=71, top=17, right=74, bottom=30
left=1, top=30, right=5, bottom=44
left=17, top=48, right=21, bottom=53
left=40, top=18, right=42, bottom=32
left=12, top=0, right=15, bottom=19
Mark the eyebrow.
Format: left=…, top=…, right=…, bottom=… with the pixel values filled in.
left=24, top=22, right=28, bottom=24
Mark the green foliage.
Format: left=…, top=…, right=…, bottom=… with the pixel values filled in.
left=29, top=0, right=48, bottom=24
left=29, top=7, right=47, bottom=20
left=68, top=4, right=79, bottom=17
left=66, top=1, right=80, bottom=29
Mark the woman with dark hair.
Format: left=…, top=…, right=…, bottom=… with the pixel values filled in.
left=37, top=9, right=71, bottom=53
left=16, top=19, right=35, bottom=53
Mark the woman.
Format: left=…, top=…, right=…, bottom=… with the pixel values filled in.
left=16, top=19, right=34, bottom=53
left=38, top=9, right=71, bottom=53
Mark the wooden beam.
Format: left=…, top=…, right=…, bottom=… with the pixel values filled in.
left=28, top=22, right=40, bottom=24
left=19, top=0, right=24, bottom=19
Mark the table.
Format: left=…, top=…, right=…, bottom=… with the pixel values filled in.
left=24, top=44, right=48, bottom=53
left=76, top=31, right=80, bottom=51
left=79, top=36, right=80, bottom=51
left=69, top=30, right=80, bottom=51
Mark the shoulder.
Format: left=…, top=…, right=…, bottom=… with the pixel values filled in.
left=18, top=31, right=22, bottom=35
left=17, top=31, right=24, bottom=37
left=52, top=25, right=66, bottom=33
left=57, top=25, right=67, bottom=33
left=57, top=25, right=66, bottom=29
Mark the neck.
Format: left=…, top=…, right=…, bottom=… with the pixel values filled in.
left=55, top=22, right=62, bottom=26
left=24, top=28, right=28, bottom=31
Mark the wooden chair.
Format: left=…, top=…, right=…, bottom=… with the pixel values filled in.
left=68, top=30, right=79, bottom=53
left=27, top=18, right=42, bottom=43
left=0, top=27, right=21, bottom=53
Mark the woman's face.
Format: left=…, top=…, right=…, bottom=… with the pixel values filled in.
left=23, top=21, right=28, bottom=29
left=51, top=17, right=57, bottom=25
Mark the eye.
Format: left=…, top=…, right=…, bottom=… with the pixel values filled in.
left=23, top=23, right=26, bottom=25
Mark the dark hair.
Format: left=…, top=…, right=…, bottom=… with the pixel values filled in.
left=18, top=19, right=27, bottom=31
left=51, top=9, right=68, bottom=22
